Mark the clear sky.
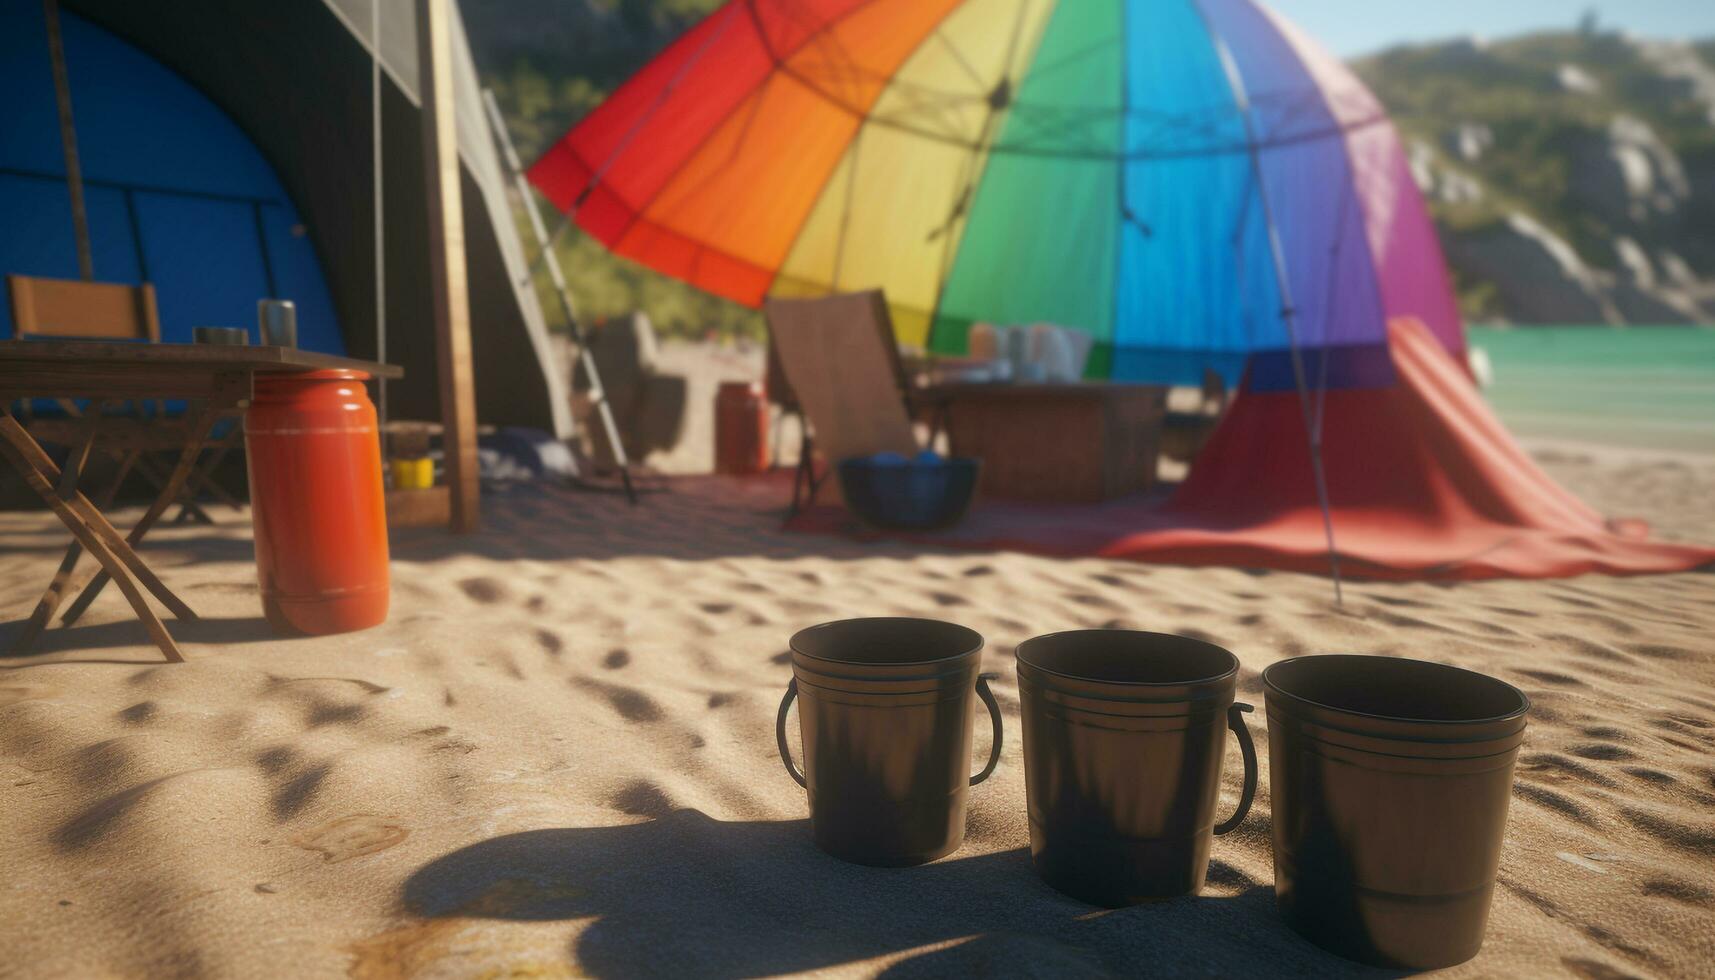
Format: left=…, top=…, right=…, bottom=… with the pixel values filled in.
left=1266, top=0, right=1715, bottom=57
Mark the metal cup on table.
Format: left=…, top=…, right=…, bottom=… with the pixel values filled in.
left=259, top=299, right=297, bottom=348
left=192, top=326, right=248, bottom=345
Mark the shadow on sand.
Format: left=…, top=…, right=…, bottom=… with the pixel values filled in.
left=402, top=809, right=1397, bottom=978
left=0, top=614, right=277, bottom=662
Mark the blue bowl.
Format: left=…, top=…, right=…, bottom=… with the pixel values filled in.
left=836, top=456, right=981, bottom=530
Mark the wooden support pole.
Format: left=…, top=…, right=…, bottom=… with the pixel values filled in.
left=416, top=0, right=479, bottom=533
left=43, top=0, right=93, bottom=281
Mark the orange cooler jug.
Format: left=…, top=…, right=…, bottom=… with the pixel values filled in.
left=245, top=370, right=390, bottom=634
left=715, top=380, right=769, bottom=475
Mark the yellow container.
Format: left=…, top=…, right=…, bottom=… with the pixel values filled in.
left=390, top=456, right=435, bottom=490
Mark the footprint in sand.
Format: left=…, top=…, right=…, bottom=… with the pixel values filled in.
left=1514, top=782, right=1597, bottom=825
left=1516, top=669, right=1586, bottom=688
left=291, top=814, right=408, bottom=863
left=1621, top=806, right=1715, bottom=857
left=1571, top=743, right=1638, bottom=762
left=456, top=577, right=507, bottom=604
left=1545, top=633, right=1634, bottom=664
left=609, top=779, right=674, bottom=818
left=1629, top=643, right=1696, bottom=661
left=1642, top=878, right=1714, bottom=906
left=117, top=701, right=157, bottom=724
left=1522, top=752, right=1620, bottom=789
left=575, top=678, right=663, bottom=723
left=1369, top=594, right=1430, bottom=609
left=535, top=629, right=563, bottom=658
left=1065, top=592, right=1120, bottom=610
left=1623, top=767, right=1677, bottom=786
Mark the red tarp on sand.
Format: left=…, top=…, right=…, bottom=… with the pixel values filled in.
left=789, top=319, right=1715, bottom=581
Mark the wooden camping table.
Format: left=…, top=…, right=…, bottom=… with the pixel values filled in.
left=0, top=341, right=401, bottom=662
left=919, top=382, right=1168, bottom=503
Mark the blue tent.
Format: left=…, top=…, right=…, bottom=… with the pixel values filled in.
left=2, top=0, right=571, bottom=435
left=0, top=2, right=343, bottom=351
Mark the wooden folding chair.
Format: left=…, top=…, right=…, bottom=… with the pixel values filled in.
left=6, top=275, right=236, bottom=648
left=762, top=290, right=919, bottom=518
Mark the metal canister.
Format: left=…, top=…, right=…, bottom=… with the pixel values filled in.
left=714, top=380, right=769, bottom=475
left=1264, top=654, right=1529, bottom=969
left=245, top=369, right=389, bottom=635
left=776, top=618, right=1002, bottom=866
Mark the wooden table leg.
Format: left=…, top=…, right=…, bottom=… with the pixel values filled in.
left=1, top=416, right=196, bottom=618
left=181, top=421, right=245, bottom=513
left=0, top=421, right=182, bottom=662
left=58, top=404, right=220, bottom=626
left=13, top=409, right=128, bottom=651
left=132, top=453, right=215, bottom=527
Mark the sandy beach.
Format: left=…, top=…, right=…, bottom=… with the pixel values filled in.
left=2, top=402, right=1713, bottom=978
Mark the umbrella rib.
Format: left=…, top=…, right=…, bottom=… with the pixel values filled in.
left=567, top=2, right=743, bottom=217
left=932, top=26, right=992, bottom=95
left=1113, top=0, right=1130, bottom=367
left=1020, top=35, right=1123, bottom=87
left=925, top=0, right=1040, bottom=349
left=754, top=0, right=973, bottom=303
left=579, top=0, right=888, bottom=260
left=830, top=126, right=864, bottom=289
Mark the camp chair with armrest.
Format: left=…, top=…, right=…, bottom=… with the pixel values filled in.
left=5, top=274, right=238, bottom=645
left=763, top=290, right=918, bottom=518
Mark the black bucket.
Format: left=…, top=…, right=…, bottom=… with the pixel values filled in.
left=1016, top=630, right=1257, bottom=906
left=1263, top=654, right=1529, bottom=969
left=777, top=618, right=1002, bottom=866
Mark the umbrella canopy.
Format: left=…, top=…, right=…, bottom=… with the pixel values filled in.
left=528, top=0, right=1463, bottom=388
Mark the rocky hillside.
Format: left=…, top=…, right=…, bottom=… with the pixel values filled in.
left=465, top=4, right=1715, bottom=330
left=1354, top=30, right=1715, bottom=324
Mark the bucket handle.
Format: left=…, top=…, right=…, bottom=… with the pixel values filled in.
left=776, top=678, right=807, bottom=788
left=1214, top=702, right=1258, bottom=836
left=971, top=673, right=1004, bottom=785
left=774, top=672, right=1007, bottom=789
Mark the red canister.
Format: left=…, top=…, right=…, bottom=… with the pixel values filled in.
left=245, top=370, right=390, bottom=634
left=715, top=380, right=769, bottom=475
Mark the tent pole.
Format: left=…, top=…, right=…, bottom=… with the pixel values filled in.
left=372, top=0, right=387, bottom=448
left=1202, top=18, right=1344, bottom=604
left=482, top=87, right=638, bottom=505
left=416, top=0, right=480, bottom=533
left=43, top=0, right=92, bottom=281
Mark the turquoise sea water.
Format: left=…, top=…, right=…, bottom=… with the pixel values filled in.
left=1466, top=326, right=1715, bottom=454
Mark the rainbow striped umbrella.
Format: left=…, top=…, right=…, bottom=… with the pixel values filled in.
left=529, top=0, right=1464, bottom=388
